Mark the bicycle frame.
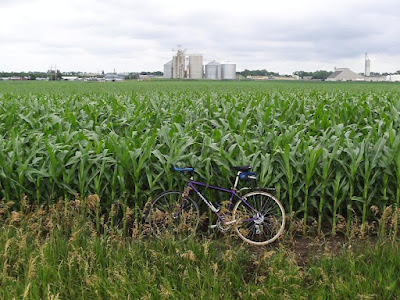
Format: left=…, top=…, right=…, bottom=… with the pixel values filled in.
left=178, top=173, right=260, bottom=224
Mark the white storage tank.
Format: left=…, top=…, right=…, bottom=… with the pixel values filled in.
left=205, top=60, right=221, bottom=79
left=163, top=60, right=173, bottom=78
left=221, top=63, right=236, bottom=80
left=188, top=55, right=203, bottom=79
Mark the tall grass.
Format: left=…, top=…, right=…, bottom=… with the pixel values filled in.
left=0, top=198, right=399, bottom=299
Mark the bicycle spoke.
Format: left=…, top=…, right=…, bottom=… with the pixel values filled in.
left=234, top=191, right=285, bottom=245
left=148, top=191, right=199, bottom=239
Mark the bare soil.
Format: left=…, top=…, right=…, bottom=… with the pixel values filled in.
left=282, top=235, right=378, bottom=266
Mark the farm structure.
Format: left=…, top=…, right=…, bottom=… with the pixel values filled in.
left=164, top=48, right=236, bottom=80
left=326, top=68, right=365, bottom=81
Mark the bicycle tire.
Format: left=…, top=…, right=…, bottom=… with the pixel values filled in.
left=233, top=191, right=285, bottom=246
left=148, top=191, right=200, bottom=239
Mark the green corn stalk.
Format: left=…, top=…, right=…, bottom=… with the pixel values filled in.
left=340, top=136, right=365, bottom=237
left=393, top=141, right=400, bottom=207
left=279, top=144, right=295, bottom=233
left=360, top=137, right=386, bottom=237
left=131, top=132, right=157, bottom=206
left=303, top=145, right=322, bottom=236
left=318, top=142, right=339, bottom=235
left=327, top=170, right=348, bottom=236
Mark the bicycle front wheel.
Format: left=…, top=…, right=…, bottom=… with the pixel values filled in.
left=233, top=191, right=285, bottom=246
left=148, top=191, right=199, bottom=239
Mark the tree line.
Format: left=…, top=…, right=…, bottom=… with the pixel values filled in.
left=237, top=69, right=280, bottom=77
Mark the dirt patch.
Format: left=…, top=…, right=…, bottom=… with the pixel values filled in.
left=282, top=235, right=378, bottom=266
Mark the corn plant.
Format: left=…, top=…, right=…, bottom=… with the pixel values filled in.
left=317, top=138, right=340, bottom=235
left=0, top=81, right=400, bottom=237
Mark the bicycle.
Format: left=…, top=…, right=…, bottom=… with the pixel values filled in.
left=147, top=165, right=286, bottom=246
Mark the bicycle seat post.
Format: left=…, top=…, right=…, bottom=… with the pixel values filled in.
left=232, top=171, right=241, bottom=191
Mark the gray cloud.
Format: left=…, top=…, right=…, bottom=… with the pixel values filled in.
left=0, top=0, right=399, bottom=73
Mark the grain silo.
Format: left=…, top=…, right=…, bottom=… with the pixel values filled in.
left=172, top=49, right=186, bottom=79
left=188, top=55, right=203, bottom=79
left=221, top=63, right=236, bottom=80
left=205, top=60, right=221, bottom=79
left=163, top=60, right=173, bottom=78
left=365, top=53, right=371, bottom=77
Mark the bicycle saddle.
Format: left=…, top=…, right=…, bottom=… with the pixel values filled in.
left=172, top=165, right=194, bottom=172
left=232, top=166, right=251, bottom=171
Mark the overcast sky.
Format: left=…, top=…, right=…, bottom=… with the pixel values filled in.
left=1, top=0, right=399, bottom=74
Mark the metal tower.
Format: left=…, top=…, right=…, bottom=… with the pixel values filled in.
left=365, top=53, right=371, bottom=77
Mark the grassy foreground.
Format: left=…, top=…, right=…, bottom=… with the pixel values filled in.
left=0, top=201, right=399, bottom=299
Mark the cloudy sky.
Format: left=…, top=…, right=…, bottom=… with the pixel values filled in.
left=1, top=0, right=399, bottom=74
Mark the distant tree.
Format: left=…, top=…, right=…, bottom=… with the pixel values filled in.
left=47, top=69, right=62, bottom=80
left=238, top=69, right=279, bottom=77
left=293, top=71, right=313, bottom=78
left=139, top=71, right=163, bottom=76
left=293, top=70, right=332, bottom=80
left=125, top=73, right=139, bottom=80
left=28, top=73, right=36, bottom=80
left=312, top=70, right=333, bottom=80
left=396, top=70, right=400, bottom=75
left=56, top=70, right=62, bottom=80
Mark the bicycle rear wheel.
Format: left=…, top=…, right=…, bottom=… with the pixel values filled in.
left=233, top=191, right=285, bottom=246
left=148, top=191, right=199, bottom=239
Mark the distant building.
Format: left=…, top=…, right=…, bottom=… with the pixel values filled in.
left=104, top=73, right=125, bottom=81
left=365, top=53, right=371, bottom=77
left=386, top=75, right=400, bottom=82
left=326, top=68, right=365, bottom=81
left=246, top=75, right=269, bottom=80
left=205, top=61, right=221, bottom=79
left=221, top=63, right=236, bottom=80
left=163, top=46, right=236, bottom=80
left=188, top=55, right=203, bottom=79
left=172, top=49, right=186, bottom=79
left=61, top=76, right=78, bottom=81
left=139, top=74, right=157, bottom=80
left=364, top=76, right=386, bottom=82
left=163, top=60, right=173, bottom=78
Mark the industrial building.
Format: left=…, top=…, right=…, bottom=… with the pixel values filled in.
left=104, top=73, right=125, bottom=81
left=188, top=55, right=203, bottom=79
left=221, top=63, right=236, bottom=80
left=365, top=53, right=371, bottom=77
left=326, top=68, right=365, bottom=81
left=163, top=60, right=172, bottom=78
left=205, top=61, right=221, bottom=79
left=172, top=49, right=186, bottom=79
left=327, top=54, right=391, bottom=82
left=386, top=75, right=400, bottom=82
left=364, top=75, right=386, bottom=82
left=61, top=76, right=78, bottom=81
left=163, top=48, right=236, bottom=80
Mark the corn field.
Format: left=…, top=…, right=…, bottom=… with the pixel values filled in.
left=1, top=81, right=400, bottom=236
